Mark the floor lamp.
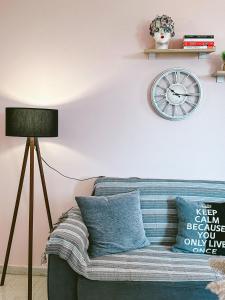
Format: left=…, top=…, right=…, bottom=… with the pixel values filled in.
left=1, top=107, right=58, bottom=300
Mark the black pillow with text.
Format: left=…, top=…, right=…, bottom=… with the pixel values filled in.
left=173, top=197, right=225, bottom=255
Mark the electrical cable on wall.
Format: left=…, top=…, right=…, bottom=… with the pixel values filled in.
left=40, top=155, right=101, bottom=181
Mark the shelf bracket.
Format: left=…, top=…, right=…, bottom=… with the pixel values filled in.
left=216, top=75, right=225, bottom=83
left=148, top=53, right=156, bottom=60
left=198, top=52, right=209, bottom=59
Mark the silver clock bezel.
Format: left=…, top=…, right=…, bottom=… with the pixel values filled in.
left=151, top=68, right=203, bottom=121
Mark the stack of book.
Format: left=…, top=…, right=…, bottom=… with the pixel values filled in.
left=183, top=35, right=215, bottom=49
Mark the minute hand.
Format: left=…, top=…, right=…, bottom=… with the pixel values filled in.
left=169, top=88, right=199, bottom=97
left=177, top=92, right=200, bottom=97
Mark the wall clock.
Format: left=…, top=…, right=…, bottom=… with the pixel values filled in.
left=151, top=68, right=202, bottom=120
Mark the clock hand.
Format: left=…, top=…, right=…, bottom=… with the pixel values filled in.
left=169, top=87, right=176, bottom=93
left=169, top=88, right=199, bottom=97
left=168, top=88, right=181, bottom=97
left=177, top=93, right=200, bottom=97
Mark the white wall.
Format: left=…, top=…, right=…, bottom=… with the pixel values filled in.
left=0, top=0, right=225, bottom=266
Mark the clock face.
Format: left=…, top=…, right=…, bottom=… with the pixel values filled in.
left=151, top=68, right=202, bottom=120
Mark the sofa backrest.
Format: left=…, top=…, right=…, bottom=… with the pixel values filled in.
left=93, top=177, right=225, bottom=245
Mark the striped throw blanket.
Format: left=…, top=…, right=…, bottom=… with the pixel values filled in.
left=46, top=177, right=225, bottom=282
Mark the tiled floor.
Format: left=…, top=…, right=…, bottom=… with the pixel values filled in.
left=0, top=275, right=47, bottom=300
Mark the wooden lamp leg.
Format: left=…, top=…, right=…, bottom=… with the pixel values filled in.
left=35, top=138, right=53, bottom=231
left=0, top=138, right=30, bottom=286
left=28, top=137, right=34, bottom=300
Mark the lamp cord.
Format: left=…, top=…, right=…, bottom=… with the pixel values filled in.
left=40, top=155, right=101, bottom=182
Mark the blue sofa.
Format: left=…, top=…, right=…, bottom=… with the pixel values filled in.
left=47, top=177, right=223, bottom=300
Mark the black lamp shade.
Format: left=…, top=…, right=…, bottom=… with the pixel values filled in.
left=6, top=107, right=58, bottom=137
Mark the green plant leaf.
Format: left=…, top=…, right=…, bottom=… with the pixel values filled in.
left=222, top=51, right=225, bottom=61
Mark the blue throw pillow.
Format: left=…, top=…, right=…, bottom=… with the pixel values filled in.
left=173, top=197, right=225, bottom=256
left=75, top=190, right=150, bottom=257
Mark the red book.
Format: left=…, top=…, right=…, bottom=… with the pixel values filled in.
left=183, top=41, right=215, bottom=46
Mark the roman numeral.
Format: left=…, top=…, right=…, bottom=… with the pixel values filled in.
left=185, top=100, right=197, bottom=107
left=179, top=105, right=187, bottom=115
left=174, top=71, right=180, bottom=84
left=157, top=85, right=166, bottom=92
left=181, top=74, right=190, bottom=85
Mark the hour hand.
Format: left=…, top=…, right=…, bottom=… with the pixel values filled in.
left=169, top=88, right=180, bottom=97
left=169, top=87, right=175, bottom=93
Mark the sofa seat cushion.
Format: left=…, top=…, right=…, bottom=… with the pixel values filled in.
left=86, top=245, right=223, bottom=282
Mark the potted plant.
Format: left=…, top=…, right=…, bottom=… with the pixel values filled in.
left=222, top=51, right=225, bottom=71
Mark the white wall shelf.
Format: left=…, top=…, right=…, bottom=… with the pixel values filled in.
left=213, top=71, right=225, bottom=83
left=144, top=48, right=216, bottom=60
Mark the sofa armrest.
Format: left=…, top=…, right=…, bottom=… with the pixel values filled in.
left=48, top=254, right=79, bottom=300
left=46, top=207, right=90, bottom=273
